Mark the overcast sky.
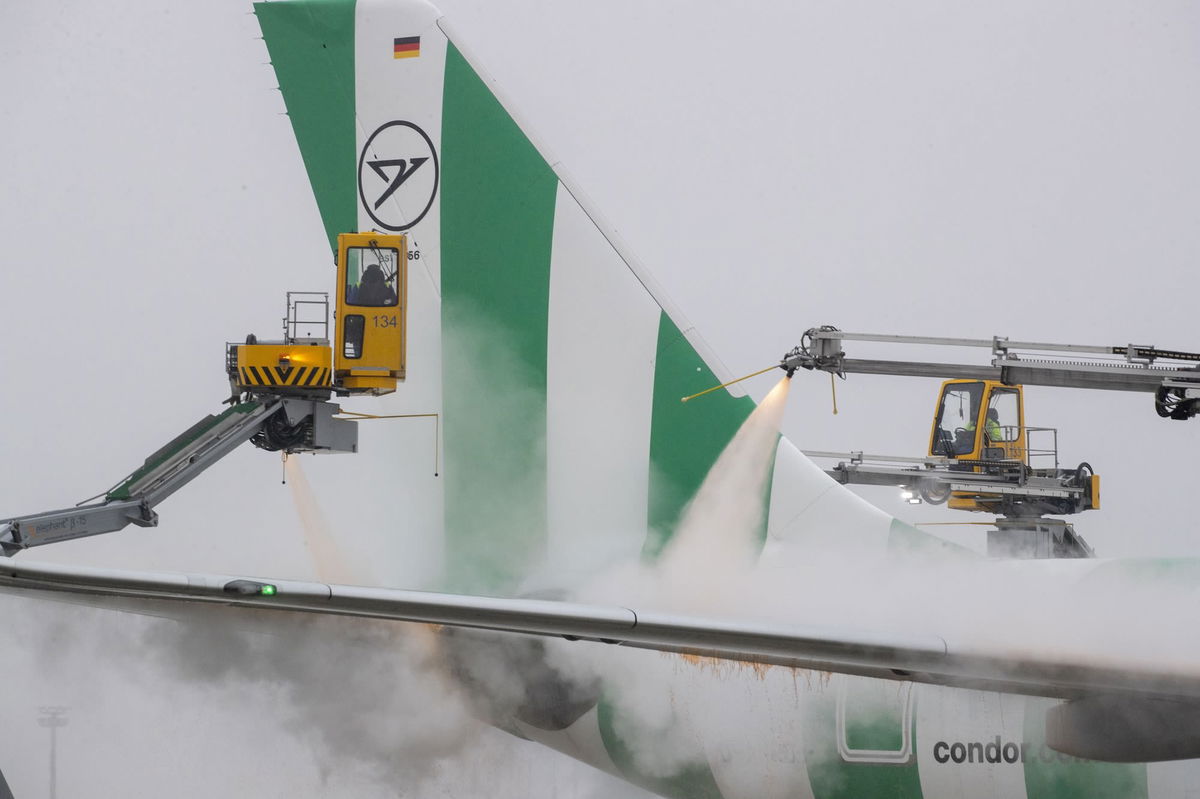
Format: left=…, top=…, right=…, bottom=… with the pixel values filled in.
left=1, top=0, right=1199, bottom=795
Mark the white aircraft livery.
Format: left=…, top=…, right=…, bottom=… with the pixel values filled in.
left=2, top=2, right=1200, bottom=798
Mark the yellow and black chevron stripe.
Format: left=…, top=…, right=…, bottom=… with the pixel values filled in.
left=238, top=365, right=331, bottom=388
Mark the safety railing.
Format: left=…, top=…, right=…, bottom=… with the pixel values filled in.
left=1021, top=426, right=1060, bottom=471
left=284, top=291, right=329, bottom=343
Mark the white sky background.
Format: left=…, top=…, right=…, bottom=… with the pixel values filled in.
left=0, top=0, right=1199, bottom=796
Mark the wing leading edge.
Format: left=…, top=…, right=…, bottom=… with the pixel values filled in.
left=1, top=557, right=1195, bottom=705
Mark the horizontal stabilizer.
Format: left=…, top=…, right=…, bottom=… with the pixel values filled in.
left=2, top=557, right=1198, bottom=706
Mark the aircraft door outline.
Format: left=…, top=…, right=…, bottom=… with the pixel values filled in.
left=835, top=676, right=916, bottom=765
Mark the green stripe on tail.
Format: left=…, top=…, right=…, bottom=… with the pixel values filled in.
left=255, top=0, right=357, bottom=253
left=644, top=313, right=758, bottom=560
left=440, top=43, right=558, bottom=593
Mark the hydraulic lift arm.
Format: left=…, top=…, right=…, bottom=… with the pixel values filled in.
left=774, top=326, right=1138, bottom=559
left=800, top=449, right=1097, bottom=558
left=0, top=231, right=409, bottom=556
left=0, top=398, right=356, bottom=555
left=781, top=327, right=1200, bottom=419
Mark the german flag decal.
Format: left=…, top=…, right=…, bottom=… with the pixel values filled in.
left=394, top=36, right=420, bottom=59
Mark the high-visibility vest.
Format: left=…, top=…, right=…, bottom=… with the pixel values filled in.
left=985, top=418, right=1003, bottom=441
left=965, top=417, right=1003, bottom=442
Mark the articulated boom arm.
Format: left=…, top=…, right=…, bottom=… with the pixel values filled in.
left=0, top=229, right=410, bottom=556
left=802, top=449, right=1097, bottom=558
left=0, top=398, right=356, bottom=555
left=781, top=326, right=1200, bottom=419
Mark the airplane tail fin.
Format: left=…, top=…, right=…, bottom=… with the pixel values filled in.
left=255, top=0, right=936, bottom=593
left=0, top=762, right=14, bottom=799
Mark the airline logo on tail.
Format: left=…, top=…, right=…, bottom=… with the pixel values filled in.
left=358, top=120, right=439, bottom=231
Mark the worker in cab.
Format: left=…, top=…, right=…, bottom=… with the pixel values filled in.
left=984, top=407, right=1003, bottom=442
left=958, top=408, right=1002, bottom=452
left=355, top=263, right=398, bottom=306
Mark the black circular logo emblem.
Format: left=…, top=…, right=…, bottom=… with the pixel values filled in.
left=357, top=120, right=439, bottom=232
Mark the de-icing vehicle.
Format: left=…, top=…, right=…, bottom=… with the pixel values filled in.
left=781, top=325, right=1200, bottom=558
left=0, top=232, right=407, bottom=553
left=924, top=378, right=1099, bottom=515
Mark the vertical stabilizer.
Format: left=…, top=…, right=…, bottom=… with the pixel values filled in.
left=256, top=0, right=921, bottom=595
left=0, top=763, right=14, bottom=799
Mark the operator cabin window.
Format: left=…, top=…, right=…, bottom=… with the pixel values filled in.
left=933, top=382, right=983, bottom=456
left=987, top=390, right=1020, bottom=442
left=345, top=247, right=400, bottom=307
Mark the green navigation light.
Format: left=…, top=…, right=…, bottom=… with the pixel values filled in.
left=260, top=585, right=278, bottom=596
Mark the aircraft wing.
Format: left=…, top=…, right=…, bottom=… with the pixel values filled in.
left=1, top=556, right=1195, bottom=706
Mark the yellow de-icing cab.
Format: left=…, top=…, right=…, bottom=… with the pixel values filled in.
left=928, top=379, right=1028, bottom=511
left=226, top=232, right=407, bottom=399
left=333, top=232, right=407, bottom=394
left=923, top=378, right=1101, bottom=515
left=929, top=380, right=1026, bottom=463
